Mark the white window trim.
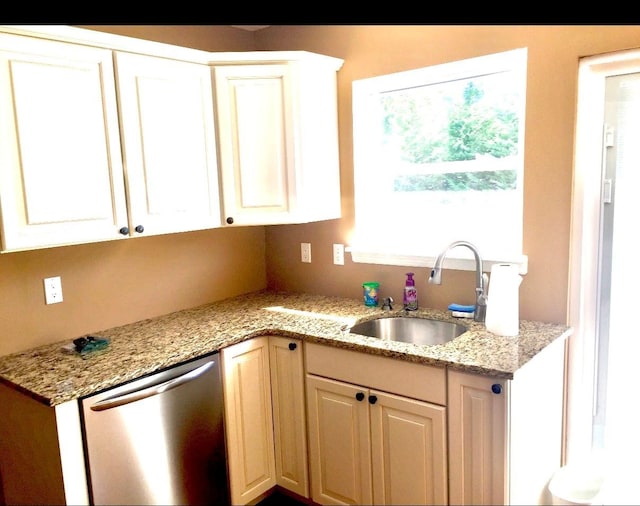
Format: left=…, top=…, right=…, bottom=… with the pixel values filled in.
left=347, top=247, right=528, bottom=274
left=350, top=48, right=528, bottom=275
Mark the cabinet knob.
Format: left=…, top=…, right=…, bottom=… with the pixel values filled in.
left=491, top=384, right=502, bottom=394
left=355, top=392, right=365, bottom=402
left=119, top=226, right=129, bottom=235
left=226, top=217, right=234, bottom=225
left=288, top=342, right=297, bottom=351
left=134, top=225, right=145, bottom=233
left=368, top=395, right=378, bottom=405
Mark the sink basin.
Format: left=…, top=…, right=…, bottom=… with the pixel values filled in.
left=348, top=316, right=467, bottom=346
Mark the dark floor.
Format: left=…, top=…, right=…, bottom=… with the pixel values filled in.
left=255, top=490, right=307, bottom=505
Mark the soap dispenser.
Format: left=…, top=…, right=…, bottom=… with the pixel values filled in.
left=403, top=272, right=418, bottom=310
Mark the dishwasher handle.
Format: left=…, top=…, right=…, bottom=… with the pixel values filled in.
left=90, top=361, right=215, bottom=411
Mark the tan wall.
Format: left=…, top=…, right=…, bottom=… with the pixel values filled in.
left=3, top=25, right=640, bottom=357
left=78, top=24, right=259, bottom=52
left=257, top=25, right=640, bottom=324
left=0, top=228, right=267, bottom=356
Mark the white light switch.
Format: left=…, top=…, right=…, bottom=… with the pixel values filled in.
left=44, top=276, right=63, bottom=304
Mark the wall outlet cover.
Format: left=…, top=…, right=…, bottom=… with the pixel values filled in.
left=44, top=276, right=63, bottom=304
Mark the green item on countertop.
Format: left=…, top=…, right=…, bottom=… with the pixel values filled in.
left=363, top=281, right=380, bottom=306
left=62, top=336, right=109, bottom=358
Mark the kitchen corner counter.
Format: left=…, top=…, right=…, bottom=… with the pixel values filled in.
left=0, top=290, right=572, bottom=407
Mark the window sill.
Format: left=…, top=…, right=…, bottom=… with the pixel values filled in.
left=347, top=247, right=528, bottom=275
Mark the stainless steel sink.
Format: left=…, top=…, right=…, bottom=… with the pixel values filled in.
left=348, top=316, right=467, bottom=346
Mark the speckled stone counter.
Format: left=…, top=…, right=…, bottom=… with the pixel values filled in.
left=0, top=290, right=572, bottom=407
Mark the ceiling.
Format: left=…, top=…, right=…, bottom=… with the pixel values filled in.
left=231, top=25, right=270, bottom=31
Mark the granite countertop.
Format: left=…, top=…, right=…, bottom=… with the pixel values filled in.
left=0, top=290, right=573, bottom=407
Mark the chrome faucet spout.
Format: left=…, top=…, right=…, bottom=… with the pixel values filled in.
left=428, top=240, right=487, bottom=322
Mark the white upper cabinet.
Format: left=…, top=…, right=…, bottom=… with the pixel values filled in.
left=0, top=33, right=128, bottom=252
left=0, top=26, right=345, bottom=251
left=0, top=27, right=222, bottom=252
left=212, top=52, right=344, bottom=226
left=114, top=52, right=221, bottom=237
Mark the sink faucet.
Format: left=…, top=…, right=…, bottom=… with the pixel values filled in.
left=428, top=240, right=488, bottom=322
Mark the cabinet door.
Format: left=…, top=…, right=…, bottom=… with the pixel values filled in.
left=448, top=369, right=507, bottom=506
left=268, top=337, right=309, bottom=498
left=0, top=33, right=128, bottom=252
left=213, top=64, right=295, bottom=226
left=369, top=389, right=448, bottom=505
left=221, top=338, right=276, bottom=505
left=306, top=374, right=372, bottom=505
left=293, top=58, right=342, bottom=223
left=115, top=52, right=221, bottom=236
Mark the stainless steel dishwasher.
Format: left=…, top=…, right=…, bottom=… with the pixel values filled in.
left=81, top=353, right=229, bottom=505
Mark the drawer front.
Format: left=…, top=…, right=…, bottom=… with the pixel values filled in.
left=305, top=342, right=446, bottom=405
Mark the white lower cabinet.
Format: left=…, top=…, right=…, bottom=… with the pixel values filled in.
left=369, top=388, right=447, bottom=506
left=268, top=336, right=310, bottom=498
left=0, top=332, right=565, bottom=506
left=221, top=336, right=308, bottom=505
left=448, top=335, right=566, bottom=506
left=305, top=342, right=448, bottom=506
left=222, top=337, right=276, bottom=505
left=447, top=369, right=508, bottom=506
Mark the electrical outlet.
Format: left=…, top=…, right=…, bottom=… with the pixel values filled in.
left=44, top=276, right=63, bottom=304
left=301, top=243, right=312, bottom=263
left=333, top=244, right=345, bottom=265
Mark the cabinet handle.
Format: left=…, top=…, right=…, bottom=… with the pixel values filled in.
left=135, top=225, right=144, bottom=233
left=119, top=227, right=129, bottom=235
left=288, top=342, right=297, bottom=351
left=355, top=392, right=365, bottom=401
left=491, top=384, right=502, bottom=394
left=368, top=395, right=378, bottom=405
left=226, top=217, right=234, bottom=225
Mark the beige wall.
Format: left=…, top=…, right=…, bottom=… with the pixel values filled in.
left=3, top=25, right=640, bottom=357
left=78, top=24, right=259, bottom=52
left=257, top=25, right=640, bottom=323
left=0, top=228, right=267, bottom=356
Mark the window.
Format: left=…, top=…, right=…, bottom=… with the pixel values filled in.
left=351, top=48, right=528, bottom=272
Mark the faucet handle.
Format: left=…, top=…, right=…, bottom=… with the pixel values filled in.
left=382, top=296, right=394, bottom=310
left=477, top=273, right=489, bottom=301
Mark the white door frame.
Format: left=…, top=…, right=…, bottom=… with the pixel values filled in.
left=567, top=48, right=640, bottom=464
